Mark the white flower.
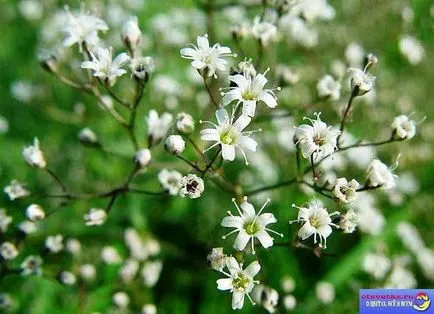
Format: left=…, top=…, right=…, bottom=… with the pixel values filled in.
left=221, top=198, right=281, bottom=254
left=367, top=159, right=397, bottom=190
left=317, top=74, right=341, bottom=100
left=391, top=115, right=416, bottom=139
left=0, top=242, right=18, bottom=260
left=207, top=247, right=227, bottom=271
left=216, top=257, right=260, bottom=310
left=130, top=56, right=155, bottom=80
left=180, top=34, right=235, bottom=78
left=399, top=35, right=425, bottom=65
left=101, top=246, right=122, bottom=264
left=120, top=259, right=139, bottom=283
left=158, top=169, right=182, bottom=195
left=66, top=239, right=81, bottom=256
left=25, top=204, right=45, bottom=222
left=165, top=135, right=186, bottom=155
left=316, top=282, right=335, bottom=304
left=62, top=7, right=108, bottom=49
left=252, top=285, right=279, bottom=313
left=81, top=47, right=130, bottom=87
left=78, top=128, right=99, bottom=145
left=251, top=16, right=278, bottom=46
left=146, top=110, right=173, bottom=143
left=45, top=235, right=63, bottom=253
left=0, top=116, right=9, bottom=134
left=0, top=209, right=12, bottom=233
left=396, top=222, right=425, bottom=254
left=345, top=42, right=365, bottom=67
left=4, top=180, right=30, bottom=201
left=347, top=68, right=376, bottom=95
left=79, top=264, right=96, bottom=281
left=113, top=292, right=129, bottom=308
left=332, top=178, right=359, bottom=203
left=338, top=209, right=358, bottom=233
left=281, top=276, right=295, bottom=293
left=237, top=59, right=257, bottom=78
left=142, top=260, right=163, bottom=287
left=222, top=71, right=279, bottom=117
left=122, top=16, right=142, bottom=53
left=84, top=208, right=107, bottom=226
left=59, top=271, right=76, bottom=285
left=289, top=203, right=339, bottom=248
left=176, top=112, right=195, bottom=133
left=417, top=248, right=434, bottom=281
left=18, top=221, right=37, bottom=235
left=362, top=253, right=391, bottom=280
left=124, top=228, right=148, bottom=261
left=291, top=0, right=336, bottom=22
left=200, top=109, right=258, bottom=164
left=294, top=112, right=340, bottom=160
left=21, top=255, right=43, bottom=276
left=142, top=304, right=157, bottom=314
left=283, top=295, right=297, bottom=310
left=179, top=174, right=205, bottom=199
left=134, top=149, right=152, bottom=168
left=384, top=265, right=416, bottom=289
left=276, top=65, right=299, bottom=85
left=23, top=138, right=46, bottom=168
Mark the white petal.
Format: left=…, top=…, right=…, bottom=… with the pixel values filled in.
left=200, top=129, right=219, bottom=141
left=234, top=231, right=250, bottom=251
left=230, top=74, right=249, bottom=91
left=113, top=53, right=130, bottom=67
left=226, top=257, right=241, bottom=275
left=221, top=216, right=243, bottom=228
left=180, top=47, right=197, bottom=58
left=242, top=101, right=257, bottom=117
left=217, top=278, right=233, bottom=291
left=298, top=222, right=315, bottom=240
left=233, top=115, right=251, bottom=131
left=258, top=91, right=277, bottom=108
left=222, top=90, right=242, bottom=106
left=256, top=230, right=274, bottom=248
left=215, top=108, right=229, bottom=125
left=238, top=136, right=257, bottom=152
left=251, top=74, right=268, bottom=93
left=257, top=213, right=277, bottom=226
left=232, top=291, right=245, bottom=310
left=240, top=201, right=255, bottom=218
left=222, top=144, right=236, bottom=161
left=244, top=260, right=261, bottom=277
left=317, top=224, right=332, bottom=239
left=192, top=60, right=206, bottom=69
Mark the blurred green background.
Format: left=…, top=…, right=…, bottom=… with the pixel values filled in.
left=0, top=0, right=433, bottom=313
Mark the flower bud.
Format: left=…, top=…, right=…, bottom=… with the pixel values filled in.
left=38, top=50, right=58, bottom=74
left=23, top=138, right=46, bottom=168
left=176, top=113, right=195, bottom=134
left=79, top=264, right=96, bottom=281
left=165, top=135, right=186, bottom=155
left=363, top=53, right=378, bottom=72
left=0, top=242, right=18, bottom=260
left=391, top=115, right=416, bottom=140
left=179, top=174, right=204, bottom=199
left=130, top=56, right=155, bottom=81
left=78, top=128, right=99, bottom=146
left=134, top=149, right=152, bottom=168
left=84, top=208, right=107, bottom=226
left=26, top=204, right=45, bottom=221
left=347, top=68, right=376, bottom=96
left=332, top=178, right=359, bottom=203
left=122, top=16, right=142, bottom=54
left=113, top=292, right=130, bottom=308
left=59, top=271, right=76, bottom=285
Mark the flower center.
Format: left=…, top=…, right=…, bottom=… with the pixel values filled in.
left=244, top=221, right=260, bottom=235
left=314, top=135, right=325, bottom=146
left=186, top=180, right=198, bottom=192
left=232, top=272, right=250, bottom=291
left=243, top=91, right=256, bottom=100
left=309, top=215, right=321, bottom=228
left=220, top=128, right=237, bottom=145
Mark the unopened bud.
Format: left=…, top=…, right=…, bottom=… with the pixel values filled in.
left=134, top=149, right=152, bottom=168
left=165, top=135, right=185, bottom=155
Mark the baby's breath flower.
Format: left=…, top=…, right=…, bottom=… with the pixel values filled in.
left=113, top=292, right=129, bottom=308
left=79, top=264, right=96, bottom=281
left=399, top=35, right=425, bottom=65
left=200, top=108, right=259, bottom=164
left=294, top=112, right=340, bottom=160
left=221, top=198, right=282, bottom=254
left=281, top=276, right=295, bottom=293
left=84, top=208, right=107, bottom=226
left=317, top=74, right=341, bottom=101
left=101, top=246, right=122, bottom=264
left=251, top=16, right=278, bottom=47
left=59, top=271, right=76, bottom=285
left=252, top=285, right=279, bottom=313
left=316, top=282, right=335, bottom=304
left=207, top=247, right=227, bottom=272
left=18, top=221, right=37, bottom=235
left=283, top=295, right=297, bottom=310
left=180, top=34, right=235, bottom=78
left=289, top=203, right=339, bottom=248
left=25, top=204, right=45, bottom=222
left=120, top=259, right=139, bottom=283
left=23, top=138, right=46, bottom=168
left=338, top=209, right=358, bottom=233
left=21, top=255, right=43, bottom=276
left=367, top=159, right=397, bottom=190
left=391, top=115, right=417, bottom=140
left=0, top=209, right=12, bottom=233
left=146, top=110, right=173, bottom=144
left=142, top=304, right=157, bottom=314
left=78, top=128, right=99, bottom=146
left=332, top=178, right=359, bottom=203
left=216, top=257, right=260, bottom=310
left=179, top=174, right=205, bottom=199
left=158, top=169, right=182, bottom=195
left=362, top=252, right=391, bottom=280
left=81, top=47, right=130, bottom=87
left=134, top=149, right=152, bottom=168
left=121, top=16, right=142, bottom=54
left=176, top=112, right=195, bottom=133
left=165, top=135, right=186, bottom=155
left=237, top=59, right=257, bottom=78
left=45, top=235, right=64, bottom=253
left=142, top=260, right=163, bottom=287
left=347, top=68, right=375, bottom=96
left=66, top=239, right=81, bottom=256
left=130, top=56, right=155, bottom=81
left=0, top=242, right=18, bottom=260
left=221, top=70, right=279, bottom=117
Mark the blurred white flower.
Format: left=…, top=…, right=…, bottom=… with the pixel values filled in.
left=18, top=221, right=37, bottom=235
left=180, top=34, right=235, bottom=78
left=289, top=203, right=339, bottom=248
left=251, top=16, right=278, bottom=46
left=142, top=260, right=163, bottom=287
left=294, top=112, right=340, bottom=160
left=399, top=35, right=425, bottom=65
left=79, top=264, right=96, bottom=281
left=81, top=47, right=130, bottom=87
left=78, top=128, right=99, bottom=146
left=26, top=204, right=45, bottom=222
left=21, top=255, right=43, bottom=276
left=216, top=257, right=260, bottom=310
left=18, top=0, right=44, bottom=21
left=347, top=68, right=375, bottom=96
left=142, top=304, right=157, bottom=314
left=338, top=209, right=358, bottom=234
left=120, top=259, right=140, bottom=283
left=176, top=112, right=195, bottom=133
left=283, top=294, right=297, bottom=310
left=200, top=109, right=258, bottom=164
left=101, top=246, right=122, bottom=264
left=59, top=271, right=76, bottom=285
left=362, top=252, right=391, bottom=279
left=4, top=180, right=30, bottom=201
left=0, top=116, right=8, bottom=134
left=23, top=138, right=46, bottom=168
left=0, top=242, right=18, bottom=260
left=179, top=174, right=205, bottom=199
left=317, top=74, right=341, bottom=101
left=367, top=159, right=397, bottom=190
left=124, top=228, right=148, bottom=261
left=384, top=265, right=416, bottom=289
left=45, top=235, right=63, bottom=253
left=84, top=208, right=107, bottom=226
left=252, top=284, right=279, bottom=313
left=130, top=56, right=155, bottom=80
left=0, top=209, right=12, bottom=233
left=221, top=198, right=281, bottom=253
left=222, top=71, right=279, bottom=117
left=146, top=110, right=173, bottom=143
left=165, top=135, right=186, bottom=155
left=113, top=292, right=130, bottom=308
left=134, top=149, right=152, bottom=168
left=345, top=42, right=364, bottom=67
left=391, top=115, right=416, bottom=140
left=207, top=247, right=227, bottom=272
left=396, top=222, right=425, bottom=254
left=66, top=239, right=81, bottom=256
left=158, top=169, right=182, bottom=195
left=417, top=248, right=434, bottom=281
left=281, top=276, right=295, bottom=293
left=332, top=178, right=359, bottom=203
left=316, top=282, right=335, bottom=304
